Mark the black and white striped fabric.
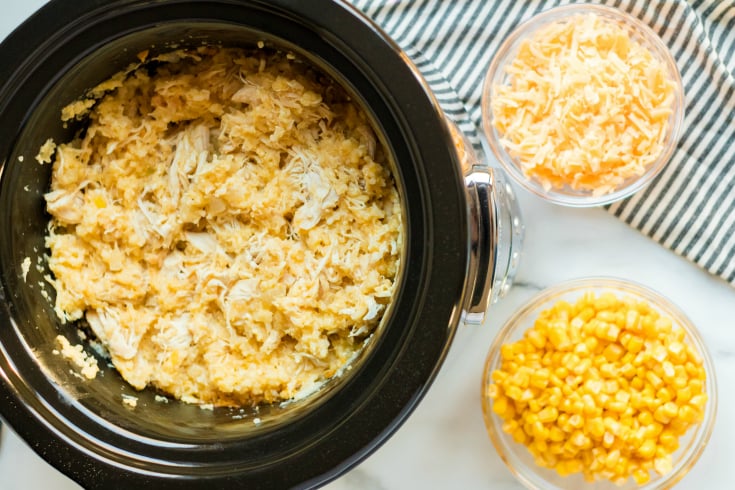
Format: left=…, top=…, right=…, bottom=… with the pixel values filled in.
left=348, top=0, right=735, bottom=285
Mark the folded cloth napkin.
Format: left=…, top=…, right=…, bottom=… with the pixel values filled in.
left=349, top=0, right=735, bottom=285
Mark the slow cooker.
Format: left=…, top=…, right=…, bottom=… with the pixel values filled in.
left=0, top=1, right=523, bottom=488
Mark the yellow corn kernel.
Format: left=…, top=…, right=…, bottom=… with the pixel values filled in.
left=608, top=400, right=626, bottom=413
left=554, top=365, right=569, bottom=378
left=632, top=468, right=651, bottom=485
left=557, top=413, right=569, bottom=430
left=587, top=417, right=605, bottom=439
left=556, top=459, right=584, bottom=477
left=667, top=341, right=686, bottom=362
left=618, top=363, right=636, bottom=380
left=529, top=368, right=550, bottom=389
left=678, top=404, right=697, bottom=423
left=504, top=385, right=523, bottom=401
left=667, top=417, right=689, bottom=436
left=599, top=363, right=618, bottom=378
left=492, top=396, right=509, bottom=416
left=628, top=428, right=645, bottom=448
left=548, top=326, right=571, bottom=350
left=655, top=316, right=673, bottom=333
left=630, top=376, right=644, bottom=390
left=528, top=399, right=541, bottom=413
left=637, top=439, right=656, bottom=459
left=603, top=323, right=621, bottom=342
left=526, top=329, right=546, bottom=349
left=625, top=309, right=640, bottom=330
left=573, top=342, right=590, bottom=356
left=603, top=343, right=624, bottom=362
left=654, top=456, right=673, bottom=476
left=568, top=414, right=584, bottom=429
left=602, top=431, right=615, bottom=448
left=510, top=369, right=530, bottom=388
left=571, top=430, right=591, bottom=448
left=689, top=378, right=704, bottom=395
left=584, top=378, right=604, bottom=395
left=690, top=393, right=708, bottom=411
left=656, top=387, right=674, bottom=403
left=638, top=410, right=654, bottom=426
left=538, top=407, right=558, bottom=423
left=596, top=392, right=611, bottom=407
left=660, top=360, right=676, bottom=380
left=612, top=460, right=629, bottom=480
left=659, top=430, right=679, bottom=452
left=549, top=426, right=565, bottom=442
left=531, top=421, right=548, bottom=440
left=675, top=386, right=692, bottom=404
left=572, top=357, right=592, bottom=375
left=645, top=371, right=663, bottom=389
left=576, top=305, right=596, bottom=321
left=487, top=383, right=500, bottom=398
left=603, top=449, right=621, bottom=469
left=532, top=438, right=549, bottom=455
left=684, top=361, right=700, bottom=378
left=650, top=343, right=668, bottom=362
left=644, top=422, right=664, bottom=439
left=511, top=427, right=527, bottom=444
left=584, top=336, right=599, bottom=353
left=581, top=394, right=597, bottom=415
left=604, top=380, right=619, bottom=394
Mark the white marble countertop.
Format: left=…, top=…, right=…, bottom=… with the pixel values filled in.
left=1, top=2, right=733, bottom=489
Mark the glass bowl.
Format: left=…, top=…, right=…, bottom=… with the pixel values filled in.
left=481, top=4, right=685, bottom=207
left=481, top=277, right=716, bottom=489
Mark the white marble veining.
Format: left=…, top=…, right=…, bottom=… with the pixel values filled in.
left=1, top=2, right=733, bottom=489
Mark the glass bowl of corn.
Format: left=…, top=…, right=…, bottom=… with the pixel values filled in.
left=481, top=4, right=684, bottom=207
left=481, top=277, right=716, bottom=489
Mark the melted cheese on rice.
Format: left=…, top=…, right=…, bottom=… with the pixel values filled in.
left=44, top=47, right=402, bottom=407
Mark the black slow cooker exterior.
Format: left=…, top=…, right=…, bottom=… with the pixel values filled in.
left=0, top=1, right=470, bottom=488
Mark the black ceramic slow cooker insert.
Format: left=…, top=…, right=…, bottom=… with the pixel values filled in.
left=0, top=1, right=522, bottom=488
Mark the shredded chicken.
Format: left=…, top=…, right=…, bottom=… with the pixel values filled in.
left=44, top=46, right=403, bottom=407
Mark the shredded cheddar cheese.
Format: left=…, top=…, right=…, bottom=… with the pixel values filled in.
left=44, top=47, right=402, bottom=407
left=491, top=14, right=677, bottom=196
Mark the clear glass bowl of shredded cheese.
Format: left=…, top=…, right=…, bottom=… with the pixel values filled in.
left=481, top=4, right=684, bottom=207
left=481, top=277, right=716, bottom=489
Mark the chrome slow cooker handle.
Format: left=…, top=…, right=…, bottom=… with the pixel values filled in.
left=447, top=122, right=524, bottom=325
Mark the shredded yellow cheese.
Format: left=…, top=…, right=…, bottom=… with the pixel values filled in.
left=491, top=13, right=676, bottom=196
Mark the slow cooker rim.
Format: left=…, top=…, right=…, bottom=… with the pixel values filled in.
left=0, top=0, right=471, bottom=488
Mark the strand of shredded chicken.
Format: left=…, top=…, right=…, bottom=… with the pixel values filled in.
left=44, top=46, right=402, bottom=407
left=491, top=13, right=676, bottom=196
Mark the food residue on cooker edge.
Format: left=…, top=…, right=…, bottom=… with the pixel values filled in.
left=53, top=335, right=100, bottom=380
left=35, top=138, right=56, bottom=165
left=21, top=257, right=31, bottom=282
left=487, top=292, right=707, bottom=485
left=491, top=13, right=677, bottom=196
left=42, top=46, right=402, bottom=407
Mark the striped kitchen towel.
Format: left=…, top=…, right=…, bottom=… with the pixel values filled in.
left=349, top=0, right=735, bottom=285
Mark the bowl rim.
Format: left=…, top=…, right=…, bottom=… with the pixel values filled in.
left=481, top=276, right=718, bottom=489
left=480, top=3, right=685, bottom=207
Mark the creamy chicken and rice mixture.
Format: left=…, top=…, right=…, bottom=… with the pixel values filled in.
left=43, top=46, right=402, bottom=407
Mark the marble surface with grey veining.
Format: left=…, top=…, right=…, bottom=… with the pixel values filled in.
left=1, top=2, right=733, bottom=489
